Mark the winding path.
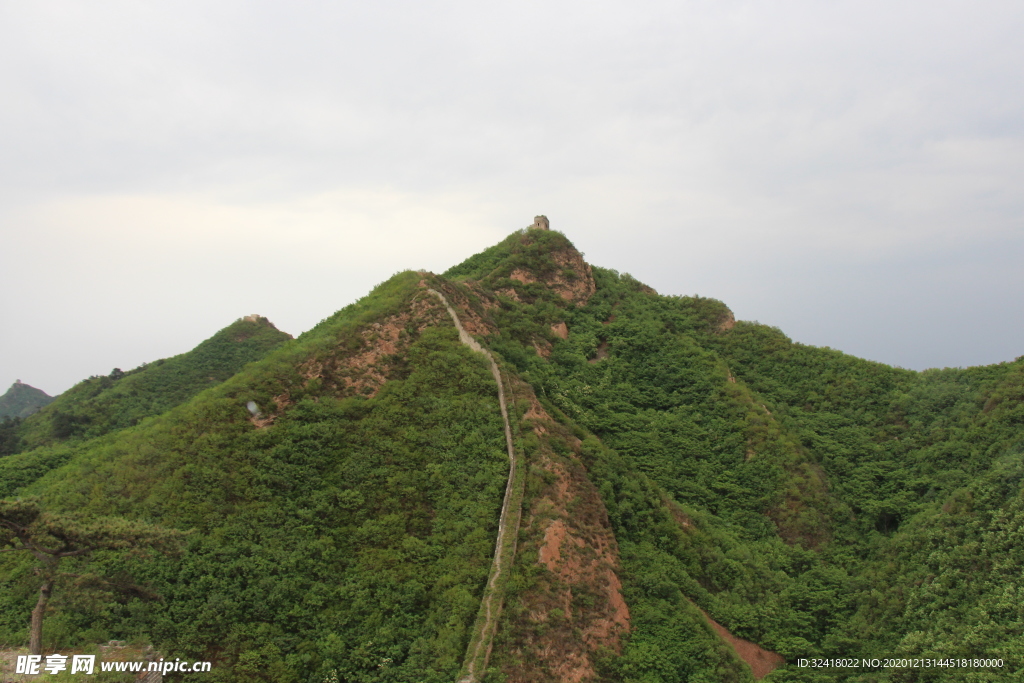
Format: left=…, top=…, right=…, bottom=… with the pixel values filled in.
left=426, top=289, right=521, bottom=683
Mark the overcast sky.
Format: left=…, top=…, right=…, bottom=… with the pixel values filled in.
left=2, top=0, right=1022, bottom=396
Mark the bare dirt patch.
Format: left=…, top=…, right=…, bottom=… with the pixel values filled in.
left=522, top=398, right=550, bottom=434
left=587, top=341, right=609, bottom=364
left=501, top=396, right=630, bottom=683
left=509, top=269, right=537, bottom=285
left=336, top=317, right=405, bottom=395
left=250, top=284, right=472, bottom=429
left=547, top=248, right=596, bottom=306
left=663, top=496, right=694, bottom=530
left=699, top=609, right=785, bottom=680
left=495, top=287, right=522, bottom=302
left=539, top=518, right=568, bottom=570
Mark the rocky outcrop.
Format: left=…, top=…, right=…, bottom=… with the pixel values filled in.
left=506, top=245, right=596, bottom=307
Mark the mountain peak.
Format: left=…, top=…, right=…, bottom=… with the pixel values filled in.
left=446, top=227, right=596, bottom=306
left=503, top=234, right=595, bottom=306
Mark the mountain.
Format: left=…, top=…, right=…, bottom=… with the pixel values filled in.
left=1, top=223, right=1022, bottom=683
left=0, top=380, right=53, bottom=419
left=0, top=315, right=292, bottom=496
left=9, top=315, right=292, bottom=454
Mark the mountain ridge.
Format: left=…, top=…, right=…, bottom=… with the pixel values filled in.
left=8, top=315, right=292, bottom=453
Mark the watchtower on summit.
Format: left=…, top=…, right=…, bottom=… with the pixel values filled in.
left=530, top=215, right=550, bottom=231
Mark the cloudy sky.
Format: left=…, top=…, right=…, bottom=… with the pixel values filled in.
left=2, top=0, right=1022, bottom=396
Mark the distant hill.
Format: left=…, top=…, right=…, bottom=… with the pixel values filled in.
left=0, top=380, right=53, bottom=419
left=1, top=223, right=1022, bottom=683
left=9, top=315, right=292, bottom=454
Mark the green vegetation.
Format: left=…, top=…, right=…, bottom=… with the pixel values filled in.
left=11, top=316, right=291, bottom=453
left=0, top=417, right=22, bottom=456
left=2, top=228, right=1022, bottom=682
left=0, top=497, right=186, bottom=654
left=451, top=232, right=1024, bottom=681
left=1, top=276, right=511, bottom=683
left=444, top=231, right=523, bottom=281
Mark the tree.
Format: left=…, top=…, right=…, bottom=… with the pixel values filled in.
left=49, top=410, right=90, bottom=439
left=0, top=416, right=21, bottom=456
left=0, top=497, right=186, bottom=654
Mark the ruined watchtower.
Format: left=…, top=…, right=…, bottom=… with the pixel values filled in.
left=529, top=215, right=550, bottom=231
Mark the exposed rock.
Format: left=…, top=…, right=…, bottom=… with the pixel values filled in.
left=548, top=246, right=596, bottom=306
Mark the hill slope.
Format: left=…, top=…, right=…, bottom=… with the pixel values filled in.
left=9, top=315, right=292, bottom=453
